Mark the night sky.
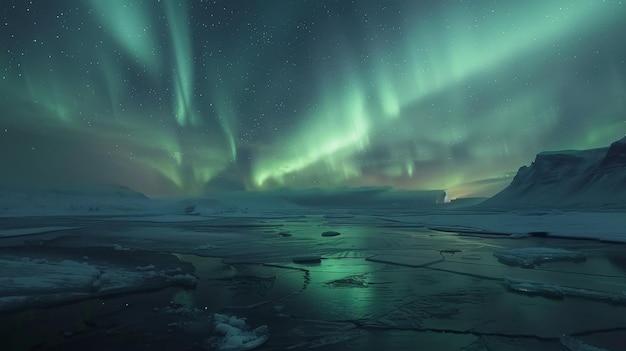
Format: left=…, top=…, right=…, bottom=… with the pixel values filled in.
left=1, top=1, right=625, bottom=198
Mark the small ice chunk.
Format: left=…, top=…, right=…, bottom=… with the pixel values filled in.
left=493, top=247, right=586, bottom=268
left=112, top=244, right=131, bottom=251
left=505, top=278, right=564, bottom=299
left=560, top=335, right=609, bottom=351
left=212, top=313, right=268, bottom=351
left=215, top=323, right=244, bottom=337
left=135, top=264, right=156, bottom=271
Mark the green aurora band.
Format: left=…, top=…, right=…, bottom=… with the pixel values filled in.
left=0, top=0, right=624, bottom=197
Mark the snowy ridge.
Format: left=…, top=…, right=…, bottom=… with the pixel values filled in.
left=483, top=137, right=626, bottom=208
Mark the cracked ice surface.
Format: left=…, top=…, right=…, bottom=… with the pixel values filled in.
left=1, top=211, right=626, bottom=350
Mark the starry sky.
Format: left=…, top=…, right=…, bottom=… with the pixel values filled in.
left=1, top=0, right=625, bottom=198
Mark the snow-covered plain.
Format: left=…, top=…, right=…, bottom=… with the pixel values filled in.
left=0, top=187, right=625, bottom=350
left=402, top=210, right=626, bottom=242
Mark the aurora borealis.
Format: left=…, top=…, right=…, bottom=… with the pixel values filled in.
left=1, top=1, right=625, bottom=197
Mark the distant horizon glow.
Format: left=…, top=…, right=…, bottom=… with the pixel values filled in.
left=1, top=1, right=625, bottom=198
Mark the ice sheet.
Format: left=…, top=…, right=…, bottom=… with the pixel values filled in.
left=0, top=256, right=196, bottom=313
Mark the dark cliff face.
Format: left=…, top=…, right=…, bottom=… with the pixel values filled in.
left=525, top=153, right=592, bottom=185
left=483, top=137, right=626, bottom=208
left=504, top=149, right=605, bottom=192
left=599, top=137, right=626, bottom=169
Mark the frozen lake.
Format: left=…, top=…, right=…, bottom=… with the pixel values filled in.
left=1, top=212, right=625, bottom=350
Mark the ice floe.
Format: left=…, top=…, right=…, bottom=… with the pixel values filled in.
left=0, top=256, right=196, bottom=313
left=505, top=277, right=626, bottom=304
left=493, top=247, right=586, bottom=268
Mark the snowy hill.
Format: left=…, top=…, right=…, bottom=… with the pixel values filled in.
left=0, top=185, right=157, bottom=217
left=483, top=137, right=626, bottom=208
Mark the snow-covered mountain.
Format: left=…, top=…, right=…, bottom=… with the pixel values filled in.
left=483, top=137, right=626, bottom=208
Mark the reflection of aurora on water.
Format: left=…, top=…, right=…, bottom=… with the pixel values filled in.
left=1, top=0, right=625, bottom=197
